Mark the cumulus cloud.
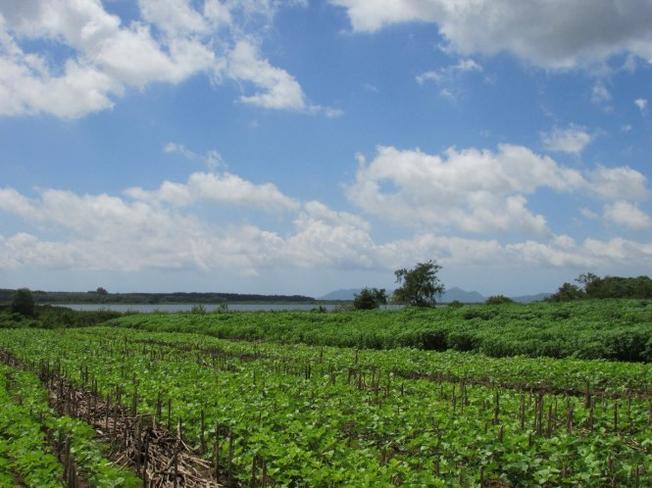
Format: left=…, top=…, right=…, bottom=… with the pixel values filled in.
left=1, top=177, right=652, bottom=275
left=331, top=0, right=652, bottom=69
left=347, top=144, right=649, bottom=236
left=125, top=171, right=299, bottom=211
left=0, top=0, right=334, bottom=118
left=348, top=145, right=564, bottom=234
left=540, top=125, right=593, bottom=155
left=635, top=98, right=648, bottom=112
left=603, top=200, right=651, bottom=230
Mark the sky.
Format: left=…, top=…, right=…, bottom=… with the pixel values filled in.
left=0, top=0, right=652, bottom=297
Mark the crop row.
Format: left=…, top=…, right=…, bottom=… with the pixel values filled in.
left=109, top=299, right=652, bottom=362
left=0, top=362, right=139, bottom=488
left=0, top=327, right=650, bottom=486
left=80, top=326, right=652, bottom=395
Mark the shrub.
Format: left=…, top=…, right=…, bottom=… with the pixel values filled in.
left=485, top=295, right=514, bottom=305
left=11, top=289, right=35, bottom=317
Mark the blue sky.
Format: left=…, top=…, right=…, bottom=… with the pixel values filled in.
left=1, top=0, right=651, bottom=297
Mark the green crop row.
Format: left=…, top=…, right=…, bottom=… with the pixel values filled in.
left=108, top=299, right=652, bottom=362
left=0, top=363, right=139, bottom=488
left=1, top=327, right=650, bottom=487
left=76, top=326, right=652, bottom=394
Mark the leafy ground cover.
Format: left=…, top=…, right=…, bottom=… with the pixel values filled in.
left=0, top=362, right=139, bottom=487
left=108, top=299, right=652, bottom=362
left=1, top=327, right=650, bottom=487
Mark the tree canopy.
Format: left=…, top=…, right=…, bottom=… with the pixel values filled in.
left=353, top=288, right=387, bottom=310
left=393, top=260, right=445, bottom=307
left=549, top=274, right=652, bottom=301
left=11, top=288, right=35, bottom=317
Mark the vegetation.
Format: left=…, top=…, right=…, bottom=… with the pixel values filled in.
left=352, top=287, right=387, bottom=310
left=0, top=304, right=125, bottom=329
left=485, top=295, right=514, bottom=305
left=393, top=260, right=445, bottom=306
left=0, top=363, right=138, bottom=487
left=549, top=273, right=652, bottom=301
left=0, top=326, right=649, bottom=487
left=110, top=299, right=652, bottom=362
left=0, top=288, right=315, bottom=305
left=11, top=288, right=35, bottom=317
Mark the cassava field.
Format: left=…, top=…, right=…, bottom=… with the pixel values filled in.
left=0, top=300, right=651, bottom=487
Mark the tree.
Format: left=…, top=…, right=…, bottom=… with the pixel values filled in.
left=485, top=295, right=513, bottom=305
left=96, top=287, right=108, bottom=295
left=353, top=288, right=387, bottom=310
left=548, top=282, right=585, bottom=301
left=11, top=288, right=35, bottom=317
left=393, top=260, right=445, bottom=307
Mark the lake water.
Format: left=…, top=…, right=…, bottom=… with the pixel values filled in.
left=57, top=303, right=405, bottom=313
left=58, top=303, right=339, bottom=313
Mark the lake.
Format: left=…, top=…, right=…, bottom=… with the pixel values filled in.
left=57, top=303, right=339, bottom=313
left=56, top=303, right=405, bottom=313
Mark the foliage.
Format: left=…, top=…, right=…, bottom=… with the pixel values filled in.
left=0, top=305, right=125, bottom=329
left=0, top=364, right=139, bottom=487
left=0, top=327, right=650, bottom=487
left=550, top=273, right=652, bottom=301
left=485, top=295, right=514, bottom=305
left=11, top=288, right=35, bottom=317
left=353, top=288, right=387, bottom=310
left=393, top=260, right=445, bottom=306
left=0, top=288, right=315, bottom=305
left=110, top=299, right=652, bottom=362
left=548, top=282, right=585, bottom=302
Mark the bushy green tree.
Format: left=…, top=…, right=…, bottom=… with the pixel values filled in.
left=548, top=282, right=585, bottom=302
left=393, top=260, right=445, bottom=307
left=353, top=288, right=387, bottom=310
left=11, top=288, right=35, bottom=317
left=485, top=295, right=513, bottom=305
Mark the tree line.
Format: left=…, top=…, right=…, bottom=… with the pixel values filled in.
left=548, top=273, right=652, bottom=301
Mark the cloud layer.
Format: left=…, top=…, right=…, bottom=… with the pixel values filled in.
left=1, top=144, right=650, bottom=276
left=332, top=0, right=652, bottom=68
left=347, top=144, right=647, bottom=235
left=0, top=0, right=334, bottom=118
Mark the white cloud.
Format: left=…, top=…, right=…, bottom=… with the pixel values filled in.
left=580, top=207, right=599, bottom=220
left=603, top=200, right=651, bottom=230
left=125, top=171, right=299, bottom=212
left=591, top=80, right=611, bottom=106
left=227, top=39, right=341, bottom=116
left=347, top=144, right=649, bottom=235
left=0, top=0, right=330, bottom=118
left=635, top=98, right=648, bottom=112
left=1, top=178, right=652, bottom=275
left=589, top=166, right=648, bottom=201
left=540, top=125, right=593, bottom=155
left=163, top=142, right=223, bottom=170
left=416, top=58, right=482, bottom=85
left=331, top=0, right=652, bottom=69
left=348, top=144, right=582, bottom=234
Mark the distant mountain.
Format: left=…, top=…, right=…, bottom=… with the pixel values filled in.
left=440, top=287, right=485, bottom=303
left=320, top=287, right=551, bottom=304
left=319, top=289, right=361, bottom=300
left=510, top=292, right=552, bottom=303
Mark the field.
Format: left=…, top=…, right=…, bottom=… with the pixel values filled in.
left=0, top=301, right=650, bottom=486
left=111, top=299, right=652, bottom=361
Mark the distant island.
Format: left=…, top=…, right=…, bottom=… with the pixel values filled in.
left=0, top=288, right=316, bottom=305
